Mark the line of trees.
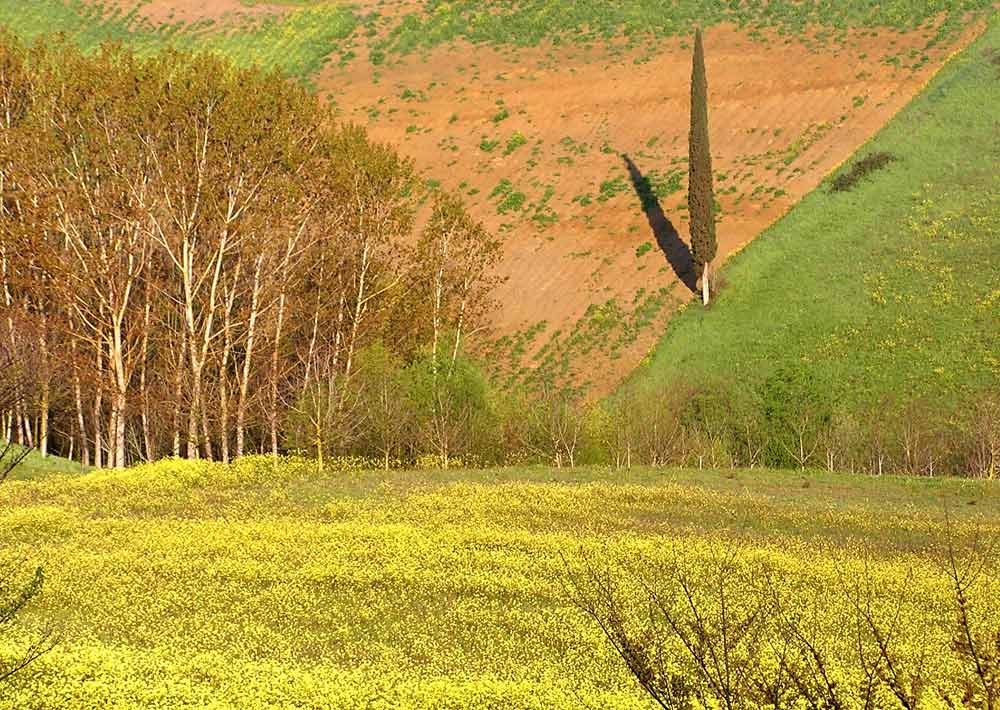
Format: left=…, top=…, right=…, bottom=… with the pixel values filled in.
left=0, top=33, right=501, bottom=468
left=592, top=369, right=999, bottom=478
left=280, top=362, right=1000, bottom=477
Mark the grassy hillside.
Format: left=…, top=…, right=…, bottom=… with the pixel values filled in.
left=4, top=450, right=90, bottom=482
left=628, top=17, right=1000, bottom=420
left=373, top=0, right=990, bottom=56
left=0, top=1, right=992, bottom=87
left=0, top=0, right=358, bottom=78
left=0, top=457, right=998, bottom=707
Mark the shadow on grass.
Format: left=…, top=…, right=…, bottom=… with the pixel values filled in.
left=623, top=154, right=697, bottom=292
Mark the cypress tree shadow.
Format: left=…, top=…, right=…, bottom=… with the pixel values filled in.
left=622, top=154, right=697, bottom=293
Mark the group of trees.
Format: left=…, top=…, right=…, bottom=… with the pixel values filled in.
left=0, top=33, right=501, bottom=469
left=595, top=378, right=999, bottom=478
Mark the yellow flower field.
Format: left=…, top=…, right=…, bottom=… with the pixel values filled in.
left=1, top=458, right=998, bottom=708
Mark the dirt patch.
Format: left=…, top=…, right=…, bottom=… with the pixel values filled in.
left=320, top=19, right=985, bottom=394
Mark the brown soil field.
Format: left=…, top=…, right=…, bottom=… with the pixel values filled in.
left=95, top=2, right=991, bottom=392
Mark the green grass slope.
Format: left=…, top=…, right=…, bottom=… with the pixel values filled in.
left=628, top=17, right=1000, bottom=418
left=374, top=0, right=991, bottom=56
left=0, top=0, right=358, bottom=78
left=3, top=447, right=90, bottom=482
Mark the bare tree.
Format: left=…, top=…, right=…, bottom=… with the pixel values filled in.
left=967, top=393, right=999, bottom=480
left=0, top=352, right=57, bottom=684
left=565, top=522, right=1000, bottom=710
left=940, top=519, right=999, bottom=709
left=522, top=380, right=585, bottom=469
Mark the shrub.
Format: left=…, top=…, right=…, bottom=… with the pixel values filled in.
left=831, top=151, right=896, bottom=192
left=566, top=521, right=1000, bottom=710
left=503, top=131, right=527, bottom=155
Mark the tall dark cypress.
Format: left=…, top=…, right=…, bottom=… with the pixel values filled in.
left=688, top=28, right=717, bottom=305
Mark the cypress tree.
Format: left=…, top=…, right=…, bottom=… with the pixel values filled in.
left=688, top=28, right=717, bottom=306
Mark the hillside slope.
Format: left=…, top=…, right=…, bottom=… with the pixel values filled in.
left=0, top=1, right=993, bottom=393
left=4, top=449, right=90, bottom=481
left=327, top=10, right=991, bottom=393
left=624, top=16, right=999, bottom=457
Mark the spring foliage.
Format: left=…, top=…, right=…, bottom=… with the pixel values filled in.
left=0, top=33, right=501, bottom=468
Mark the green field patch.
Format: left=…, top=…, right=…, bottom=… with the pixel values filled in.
left=371, top=0, right=993, bottom=56
left=0, top=0, right=359, bottom=78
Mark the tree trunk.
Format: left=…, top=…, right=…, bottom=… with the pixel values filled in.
left=218, top=372, right=230, bottom=464
left=343, top=243, right=370, bottom=384
left=1, top=248, right=23, bottom=448
left=449, top=279, right=470, bottom=375
left=187, top=376, right=201, bottom=460
left=314, top=414, right=323, bottom=471
left=107, top=408, right=117, bottom=469
left=113, top=390, right=127, bottom=469
left=140, top=376, right=152, bottom=462
left=39, top=381, right=49, bottom=458
left=37, top=323, right=49, bottom=457
left=217, top=262, right=243, bottom=465
left=22, top=414, right=33, bottom=448
left=140, top=283, right=153, bottom=461
left=94, top=345, right=104, bottom=469
left=269, top=291, right=286, bottom=461
left=13, top=404, right=23, bottom=446
left=702, top=261, right=710, bottom=306
left=172, top=331, right=186, bottom=458
left=235, top=257, right=263, bottom=459
left=73, top=360, right=90, bottom=467
left=111, top=314, right=130, bottom=469
left=200, top=394, right=214, bottom=461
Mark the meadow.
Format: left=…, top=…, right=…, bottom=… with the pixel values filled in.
left=0, top=0, right=359, bottom=79
left=0, top=6, right=996, bottom=704
left=372, top=0, right=992, bottom=57
left=1, top=456, right=999, bottom=708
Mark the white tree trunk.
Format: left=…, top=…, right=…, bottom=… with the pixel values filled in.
left=39, top=382, right=49, bottom=458
left=73, top=366, right=90, bottom=467
left=235, top=257, right=263, bottom=460
left=269, top=291, right=286, bottom=461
